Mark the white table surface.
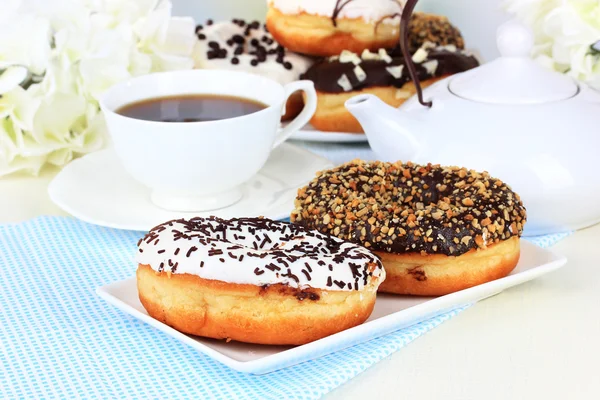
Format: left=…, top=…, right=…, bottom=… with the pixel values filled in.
left=2, top=166, right=599, bottom=400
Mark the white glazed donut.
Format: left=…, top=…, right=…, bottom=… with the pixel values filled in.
left=266, top=0, right=403, bottom=57
left=193, top=19, right=314, bottom=120
left=136, top=216, right=385, bottom=345
left=269, top=0, right=404, bottom=23
left=194, top=20, right=313, bottom=85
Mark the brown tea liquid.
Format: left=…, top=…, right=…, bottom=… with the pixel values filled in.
left=116, top=94, right=267, bottom=122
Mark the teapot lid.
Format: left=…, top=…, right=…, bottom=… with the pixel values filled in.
left=449, top=21, right=578, bottom=105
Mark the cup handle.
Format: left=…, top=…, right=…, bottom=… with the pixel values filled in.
left=272, top=80, right=317, bottom=149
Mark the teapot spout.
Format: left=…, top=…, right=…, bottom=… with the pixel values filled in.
left=345, top=94, right=422, bottom=162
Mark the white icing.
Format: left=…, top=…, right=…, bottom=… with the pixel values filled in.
left=361, top=49, right=379, bottom=60
left=440, top=44, right=457, bottom=52
left=353, top=65, right=367, bottom=82
left=386, top=65, right=404, bottom=78
left=339, top=50, right=362, bottom=65
left=378, top=48, right=392, bottom=63
left=268, top=0, right=404, bottom=24
left=337, top=73, right=353, bottom=91
left=194, top=21, right=313, bottom=85
left=136, top=217, right=384, bottom=291
left=412, top=47, right=429, bottom=63
left=423, top=59, right=439, bottom=75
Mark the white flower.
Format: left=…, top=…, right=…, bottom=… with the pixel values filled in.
left=0, top=65, right=29, bottom=95
left=0, top=14, right=51, bottom=75
left=505, top=0, right=600, bottom=90
left=0, top=0, right=196, bottom=176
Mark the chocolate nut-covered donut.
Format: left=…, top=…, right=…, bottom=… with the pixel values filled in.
left=299, top=46, right=479, bottom=133
left=291, top=160, right=527, bottom=295
left=405, top=12, right=465, bottom=54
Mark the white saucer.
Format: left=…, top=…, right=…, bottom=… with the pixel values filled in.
left=49, top=143, right=333, bottom=231
left=289, top=123, right=368, bottom=143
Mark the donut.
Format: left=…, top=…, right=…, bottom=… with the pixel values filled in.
left=300, top=46, right=479, bottom=133
left=136, top=216, right=385, bottom=345
left=404, top=12, right=465, bottom=54
left=194, top=19, right=314, bottom=120
left=266, top=0, right=402, bottom=57
left=290, top=161, right=527, bottom=296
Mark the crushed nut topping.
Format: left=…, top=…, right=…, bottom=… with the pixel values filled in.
left=406, top=12, right=465, bottom=54
left=290, top=160, right=527, bottom=256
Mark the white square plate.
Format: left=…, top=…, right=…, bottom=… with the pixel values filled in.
left=97, top=241, right=566, bottom=374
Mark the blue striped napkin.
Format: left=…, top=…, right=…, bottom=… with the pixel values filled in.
left=0, top=217, right=569, bottom=399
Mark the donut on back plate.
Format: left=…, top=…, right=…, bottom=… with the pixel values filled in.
left=300, top=45, right=479, bottom=133
left=136, top=216, right=385, bottom=345
left=194, top=19, right=314, bottom=120
left=404, top=12, right=465, bottom=54
left=266, top=0, right=403, bottom=57
left=291, top=161, right=527, bottom=296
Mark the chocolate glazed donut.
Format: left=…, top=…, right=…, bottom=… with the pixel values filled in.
left=299, top=46, right=478, bottom=132
left=291, top=161, right=527, bottom=296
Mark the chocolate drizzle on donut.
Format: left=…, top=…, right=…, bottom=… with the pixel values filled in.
left=290, top=160, right=527, bottom=256
left=136, top=217, right=384, bottom=293
left=400, top=0, right=431, bottom=107
left=332, top=0, right=403, bottom=27
left=332, top=0, right=353, bottom=27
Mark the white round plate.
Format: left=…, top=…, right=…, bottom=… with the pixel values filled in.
left=289, top=123, right=368, bottom=143
left=49, top=143, right=333, bottom=231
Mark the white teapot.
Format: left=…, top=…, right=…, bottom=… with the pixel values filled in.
left=345, top=21, right=600, bottom=236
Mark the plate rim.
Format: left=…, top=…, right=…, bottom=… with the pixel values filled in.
left=290, top=131, right=368, bottom=143
left=49, top=144, right=333, bottom=231
left=96, top=240, right=567, bottom=374
left=288, top=123, right=368, bottom=143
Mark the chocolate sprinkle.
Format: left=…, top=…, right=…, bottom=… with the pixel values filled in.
left=137, top=216, right=384, bottom=292
left=198, top=19, right=305, bottom=74
left=186, top=246, right=198, bottom=257
left=334, top=280, right=346, bottom=289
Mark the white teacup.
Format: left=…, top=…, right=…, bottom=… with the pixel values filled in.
left=100, top=69, right=317, bottom=212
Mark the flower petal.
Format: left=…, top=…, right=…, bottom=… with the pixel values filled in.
left=0, top=66, right=29, bottom=95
